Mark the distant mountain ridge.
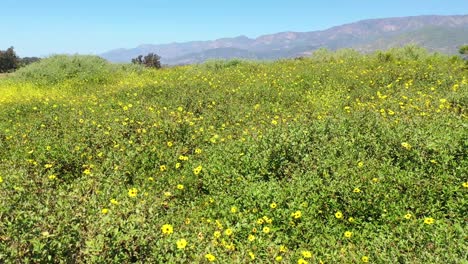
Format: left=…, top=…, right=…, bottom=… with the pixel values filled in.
left=100, top=15, right=468, bottom=65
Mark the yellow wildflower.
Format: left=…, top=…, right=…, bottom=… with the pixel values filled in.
left=270, top=202, right=277, bottom=209
left=335, top=211, right=343, bottom=219
left=193, top=165, right=202, bottom=175
left=344, top=231, right=353, bottom=238
left=292, top=210, right=302, bottom=219
left=176, top=239, right=187, bottom=249
left=101, top=208, right=109, bottom=214
left=248, top=234, right=255, bottom=242
left=298, top=258, right=308, bottom=264
left=401, top=142, right=412, bottom=150
left=128, top=188, right=138, bottom=197
left=302, top=250, right=312, bottom=258
left=230, top=206, right=238, bottom=213
left=225, top=228, right=233, bottom=236
left=424, top=217, right=434, bottom=225
left=161, top=224, right=173, bottom=235
left=362, top=256, right=369, bottom=263
left=177, top=184, right=184, bottom=190
left=205, top=253, right=216, bottom=262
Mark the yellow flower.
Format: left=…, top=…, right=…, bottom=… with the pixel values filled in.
left=301, top=250, right=312, bottom=258
left=279, top=245, right=288, bottom=253
left=164, top=191, right=172, bottom=197
left=298, top=258, right=308, bottom=264
left=335, top=211, right=343, bottom=219
left=193, top=165, right=202, bottom=175
left=205, top=253, right=216, bottom=262
left=404, top=213, right=412, bottom=220
left=230, top=206, right=238, bottom=213
left=292, top=210, right=302, bottom=219
left=225, top=228, right=233, bottom=236
left=195, top=148, right=202, bottom=154
left=159, top=165, right=167, bottom=172
left=344, top=231, right=353, bottom=238
left=48, top=174, right=57, bottom=180
left=257, top=218, right=264, bottom=225
left=0, top=176, right=3, bottom=183
left=270, top=202, right=277, bottom=209
left=101, top=208, right=109, bottom=214
left=357, top=161, right=364, bottom=168
left=463, top=182, right=468, bottom=188
left=401, top=142, right=412, bottom=150
left=44, top=163, right=53, bottom=169
left=424, top=217, right=434, bottom=225
left=362, top=256, right=369, bottom=263
left=177, top=184, right=184, bottom=190
left=275, top=256, right=283, bottom=262
left=348, top=217, right=355, bottom=223
left=372, top=177, right=379, bottom=183
left=161, top=224, right=173, bottom=235
left=248, top=252, right=255, bottom=260
left=176, top=238, right=187, bottom=249
left=175, top=162, right=181, bottom=169
left=353, top=188, right=361, bottom=193
left=167, top=141, right=173, bottom=147
left=128, top=188, right=138, bottom=198
left=110, top=199, right=119, bottom=205
left=262, top=226, right=270, bottom=233
left=213, top=231, right=221, bottom=238
left=248, top=234, right=256, bottom=242
left=147, top=177, right=154, bottom=181
left=83, top=168, right=91, bottom=175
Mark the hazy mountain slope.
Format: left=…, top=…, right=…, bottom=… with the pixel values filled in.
left=100, top=15, right=468, bottom=64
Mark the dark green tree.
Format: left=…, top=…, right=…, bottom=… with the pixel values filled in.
left=0, top=46, right=19, bottom=73
left=132, top=53, right=161, bottom=68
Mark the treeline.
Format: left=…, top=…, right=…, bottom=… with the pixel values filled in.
left=0, top=47, right=40, bottom=73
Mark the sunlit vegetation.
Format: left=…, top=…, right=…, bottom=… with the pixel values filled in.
left=0, top=47, right=466, bottom=263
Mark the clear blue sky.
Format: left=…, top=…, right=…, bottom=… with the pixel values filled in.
left=2, top=0, right=467, bottom=57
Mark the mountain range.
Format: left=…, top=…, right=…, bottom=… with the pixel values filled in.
left=100, top=15, right=468, bottom=65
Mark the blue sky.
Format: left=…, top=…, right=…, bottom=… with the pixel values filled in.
left=2, top=0, right=467, bottom=57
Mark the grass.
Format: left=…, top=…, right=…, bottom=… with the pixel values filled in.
left=0, top=50, right=467, bottom=263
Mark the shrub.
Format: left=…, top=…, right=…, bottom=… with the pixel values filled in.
left=14, top=55, right=114, bottom=85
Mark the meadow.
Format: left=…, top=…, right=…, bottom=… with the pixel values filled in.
left=0, top=48, right=466, bottom=263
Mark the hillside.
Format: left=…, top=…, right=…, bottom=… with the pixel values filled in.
left=101, top=15, right=468, bottom=64
left=0, top=51, right=467, bottom=262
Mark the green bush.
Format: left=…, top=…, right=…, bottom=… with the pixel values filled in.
left=14, top=55, right=115, bottom=85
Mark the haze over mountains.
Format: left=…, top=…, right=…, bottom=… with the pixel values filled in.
left=101, top=15, right=468, bottom=65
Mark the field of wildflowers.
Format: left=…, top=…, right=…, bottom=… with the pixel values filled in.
left=0, top=49, right=466, bottom=263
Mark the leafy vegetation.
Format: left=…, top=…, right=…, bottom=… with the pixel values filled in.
left=0, top=47, right=41, bottom=73
left=0, top=48, right=466, bottom=263
left=132, top=53, right=162, bottom=69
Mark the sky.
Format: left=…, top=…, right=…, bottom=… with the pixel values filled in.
left=1, top=0, right=467, bottom=57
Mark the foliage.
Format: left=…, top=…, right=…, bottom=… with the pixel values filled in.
left=19, top=56, right=41, bottom=67
left=458, top=45, right=468, bottom=55
left=0, top=47, right=466, bottom=263
left=14, top=55, right=117, bottom=85
left=0, top=46, right=20, bottom=73
left=132, top=53, right=162, bottom=69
